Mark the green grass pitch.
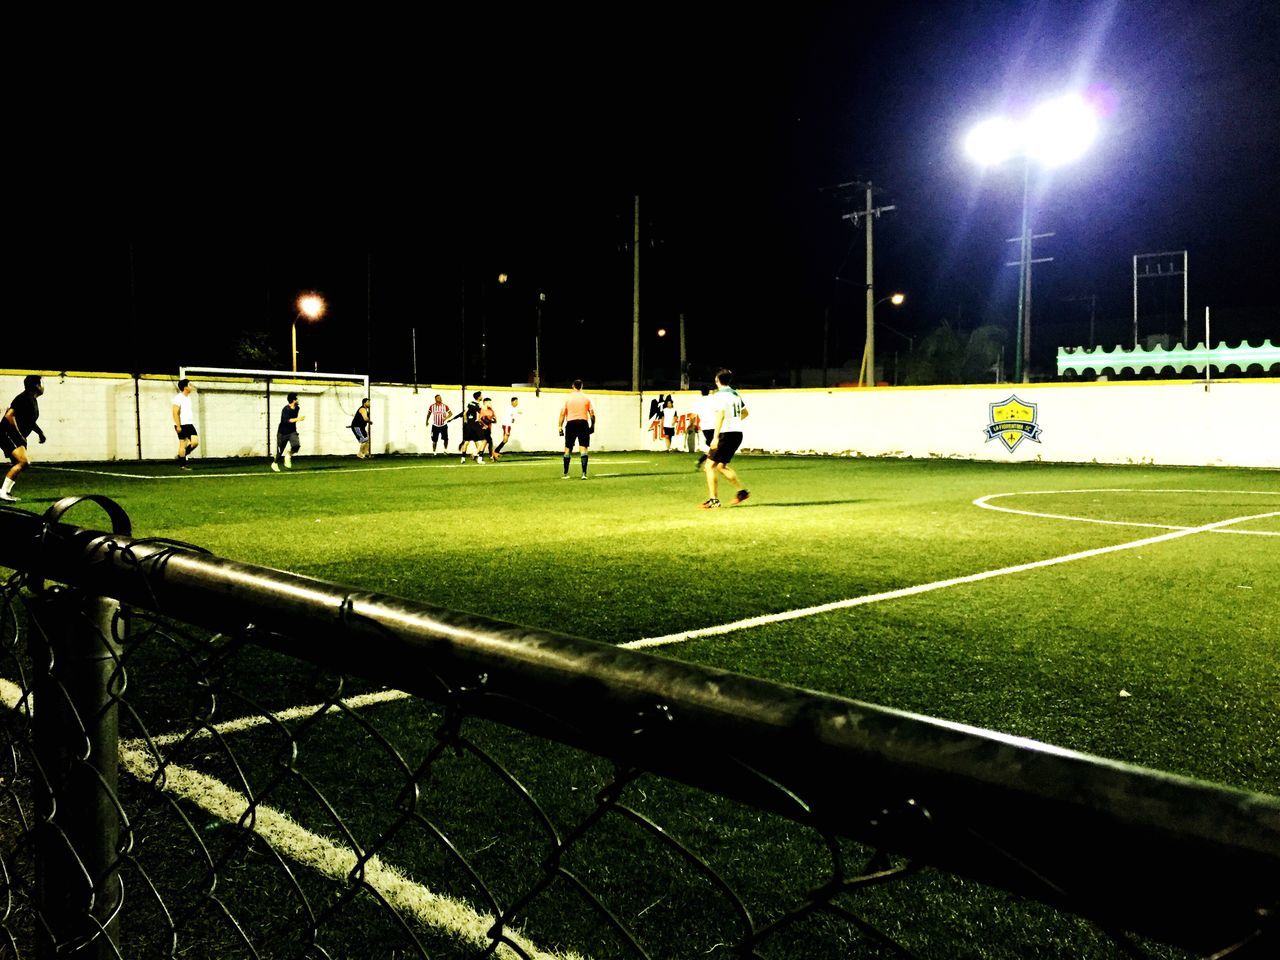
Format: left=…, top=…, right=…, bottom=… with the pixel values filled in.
left=5, top=452, right=1277, bottom=958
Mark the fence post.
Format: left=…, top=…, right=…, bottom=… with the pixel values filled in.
left=30, top=592, right=123, bottom=959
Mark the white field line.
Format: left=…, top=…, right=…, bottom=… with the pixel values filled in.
left=132, top=688, right=413, bottom=750
left=975, top=488, right=1280, bottom=536
left=623, top=508, right=1280, bottom=650
left=45, top=459, right=651, bottom=481
left=0, top=678, right=582, bottom=960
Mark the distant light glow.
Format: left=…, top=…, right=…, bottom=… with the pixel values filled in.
left=498, top=273, right=509, bottom=284
left=297, top=294, right=326, bottom=320
left=656, top=328, right=667, bottom=338
left=890, top=293, right=905, bottom=306
left=965, top=93, right=1099, bottom=169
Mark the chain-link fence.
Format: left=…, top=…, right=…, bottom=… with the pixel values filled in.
left=1, top=496, right=1277, bottom=959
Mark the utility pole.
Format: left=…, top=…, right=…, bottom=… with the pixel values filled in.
left=839, top=181, right=896, bottom=387
left=631, top=195, right=641, bottom=392
left=1063, top=294, right=1098, bottom=349
left=678, top=312, right=688, bottom=389
left=1004, top=176, right=1054, bottom=384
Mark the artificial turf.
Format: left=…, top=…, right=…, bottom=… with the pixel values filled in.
left=2, top=453, right=1276, bottom=957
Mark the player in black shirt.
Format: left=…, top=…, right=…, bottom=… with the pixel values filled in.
left=270, top=393, right=305, bottom=472
left=1, top=375, right=48, bottom=502
left=459, top=390, right=484, bottom=464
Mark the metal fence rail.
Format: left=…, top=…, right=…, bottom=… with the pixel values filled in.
left=0, top=496, right=1277, bottom=959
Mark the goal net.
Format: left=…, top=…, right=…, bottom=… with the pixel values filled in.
left=177, top=366, right=371, bottom=460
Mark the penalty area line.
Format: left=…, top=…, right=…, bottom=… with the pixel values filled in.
left=623, top=509, right=1280, bottom=650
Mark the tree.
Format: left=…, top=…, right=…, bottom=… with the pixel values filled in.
left=904, top=321, right=1006, bottom=385
left=233, top=330, right=281, bottom=369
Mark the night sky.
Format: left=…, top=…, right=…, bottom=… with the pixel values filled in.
left=20, top=0, right=1278, bottom=388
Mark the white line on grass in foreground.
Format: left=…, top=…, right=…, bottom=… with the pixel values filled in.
left=623, top=508, right=1280, bottom=650
left=44, top=459, right=652, bottom=480
left=0, top=679, right=581, bottom=960
left=975, top=488, right=1280, bottom=536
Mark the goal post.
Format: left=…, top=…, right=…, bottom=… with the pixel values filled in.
left=177, top=366, right=371, bottom=460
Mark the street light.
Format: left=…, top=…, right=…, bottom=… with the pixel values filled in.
left=857, top=293, right=906, bottom=386
left=293, top=293, right=326, bottom=373
left=966, top=93, right=1098, bottom=382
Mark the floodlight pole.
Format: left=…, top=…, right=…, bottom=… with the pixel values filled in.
left=1015, top=158, right=1030, bottom=384
left=865, top=185, right=875, bottom=387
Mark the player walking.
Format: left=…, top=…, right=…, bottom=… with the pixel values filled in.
left=557, top=380, right=595, bottom=479
left=701, top=369, right=750, bottom=509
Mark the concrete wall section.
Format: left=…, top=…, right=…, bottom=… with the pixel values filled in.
left=1, top=371, right=1275, bottom=468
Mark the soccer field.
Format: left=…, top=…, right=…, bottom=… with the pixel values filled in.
left=5, top=452, right=1278, bottom=957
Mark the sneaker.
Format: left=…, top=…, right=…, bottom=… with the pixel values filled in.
left=178, top=462, right=192, bottom=471
left=730, top=490, right=750, bottom=506
left=475, top=455, right=484, bottom=464
left=700, top=498, right=721, bottom=509
left=561, top=473, right=570, bottom=479
left=270, top=461, right=280, bottom=472
left=0, top=491, right=18, bottom=502
left=580, top=474, right=588, bottom=480
left=461, top=456, right=468, bottom=463
left=283, top=456, right=292, bottom=469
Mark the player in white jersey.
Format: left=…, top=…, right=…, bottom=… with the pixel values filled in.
left=700, top=369, right=750, bottom=509
left=492, top=396, right=521, bottom=460
left=171, top=378, right=199, bottom=470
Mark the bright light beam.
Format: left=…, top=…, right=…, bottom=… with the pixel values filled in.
left=964, top=116, right=1020, bottom=167
left=1024, top=94, right=1098, bottom=167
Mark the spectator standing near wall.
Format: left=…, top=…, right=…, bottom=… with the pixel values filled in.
left=0, top=375, right=47, bottom=502
left=172, top=378, right=199, bottom=470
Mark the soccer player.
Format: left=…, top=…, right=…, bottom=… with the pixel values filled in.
left=557, top=379, right=596, bottom=479
left=700, top=369, right=750, bottom=509
left=692, top=385, right=715, bottom=468
left=479, top=397, right=498, bottom=459
left=172, top=378, right=199, bottom=470
left=351, top=398, right=372, bottom=459
left=492, top=396, right=520, bottom=460
left=459, top=391, right=484, bottom=463
left=426, top=394, right=452, bottom=454
left=1, top=375, right=48, bottom=502
left=660, top=396, right=678, bottom=451
left=270, top=393, right=305, bottom=471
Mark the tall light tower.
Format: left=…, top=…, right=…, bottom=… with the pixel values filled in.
left=966, top=94, right=1099, bottom=382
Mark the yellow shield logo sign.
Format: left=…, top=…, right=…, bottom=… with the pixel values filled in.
left=984, top=395, right=1043, bottom=453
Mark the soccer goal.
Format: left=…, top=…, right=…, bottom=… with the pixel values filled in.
left=177, top=366, right=371, bottom=460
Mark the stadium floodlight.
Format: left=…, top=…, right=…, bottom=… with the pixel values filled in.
left=293, top=293, right=327, bottom=373
left=964, top=117, right=1020, bottom=167
left=1024, top=94, right=1098, bottom=168
left=965, top=92, right=1099, bottom=382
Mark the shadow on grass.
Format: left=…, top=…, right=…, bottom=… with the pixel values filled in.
left=747, top=499, right=869, bottom=508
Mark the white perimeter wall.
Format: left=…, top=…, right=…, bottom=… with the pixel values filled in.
left=2, top=372, right=1276, bottom=469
